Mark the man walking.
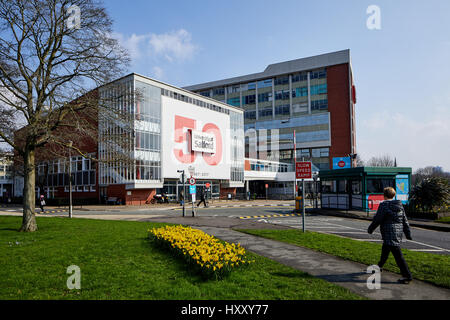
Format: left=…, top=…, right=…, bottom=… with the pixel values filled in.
left=39, top=194, right=46, bottom=213
left=368, top=187, right=413, bottom=284
left=197, top=187, right=208, bottom=208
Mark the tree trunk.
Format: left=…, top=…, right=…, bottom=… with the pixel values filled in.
left=19, top=149, right=38, bottom=232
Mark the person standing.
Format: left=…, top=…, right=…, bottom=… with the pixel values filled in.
left=368, top=187, right=413, bottom=284
left=39, top=194, right=46, bottom=213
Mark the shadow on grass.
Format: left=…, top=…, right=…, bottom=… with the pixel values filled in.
left=140, top=236, right=214, bottom=284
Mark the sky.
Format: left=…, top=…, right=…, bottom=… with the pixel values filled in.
left=106, top=0, right=450, bottom=172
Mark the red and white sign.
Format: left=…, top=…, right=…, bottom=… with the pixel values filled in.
left=296, top=161, right=312, bottom=179
left=161, top=96, right=231, bottom=180
left=189, top=177, right=196, bottom=185
left=338, top=161, right=346, bottom=168
left=205, top=183, right=211, bottom=188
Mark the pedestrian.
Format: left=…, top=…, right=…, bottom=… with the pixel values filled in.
left=39, top=194, right=46, bottom=213
left=179, top=190, right=184, bottom=206
left=197, top=187, right=208, bottom=207
left=367, top=187, right=413, bottom=284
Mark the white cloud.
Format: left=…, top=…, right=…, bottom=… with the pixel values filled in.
left=357, top=106, right=450, bottom=171
left=115, top=29, right=198, bottom=64
left=148, top=29, right=197, bottom=62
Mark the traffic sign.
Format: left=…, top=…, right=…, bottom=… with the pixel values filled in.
left=189, top=185, right=196, bottom=194
left=189, top=177, right=196, bottom=185
left=296, top=161, right=312, bottom=179
left=205, top=182, right=211, bottom=188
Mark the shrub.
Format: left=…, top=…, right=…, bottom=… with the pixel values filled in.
left=409, top=177, right=450, bottom=213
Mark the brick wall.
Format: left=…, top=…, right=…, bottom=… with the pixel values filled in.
left=327, top=63, right=354, bottom=168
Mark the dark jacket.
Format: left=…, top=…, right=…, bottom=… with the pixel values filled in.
left=368, top=200, right=412, bottom=246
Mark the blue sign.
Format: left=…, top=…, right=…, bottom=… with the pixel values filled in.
left=395, top=174, right=409, bottom=204
left=332, top=157, right=351, bottom=169
left=189, top=185, right=196, bottom=194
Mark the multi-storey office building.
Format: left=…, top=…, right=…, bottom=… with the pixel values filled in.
left=184, top=49, right=356, bottom=197
left=17, top=74, right=245, bottom=205
left=98, top=73, right=244, bottom=204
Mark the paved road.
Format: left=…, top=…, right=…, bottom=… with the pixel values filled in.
left=2, top=204, right=449, bottom=255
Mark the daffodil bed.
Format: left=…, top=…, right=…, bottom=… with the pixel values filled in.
left=149, top=225, right=254, bottom=279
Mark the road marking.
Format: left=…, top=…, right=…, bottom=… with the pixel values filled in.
left=409, top=249, right=445, bottom=252
left=406, top=240, right=450, bottom=252
left=327, top=231, right=370, bottom=235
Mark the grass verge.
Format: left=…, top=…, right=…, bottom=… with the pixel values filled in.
left=236, top=229, right=450, bottom=289
left=436, top=216, right=450, bottom=224
left=0, top=216, right=363, bottom=300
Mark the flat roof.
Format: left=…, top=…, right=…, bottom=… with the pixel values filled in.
left=183, top=49, right=351, bottom=91
left=319, top=167, right=412, bottom=178
left=101, top=73, right=244, bottom=114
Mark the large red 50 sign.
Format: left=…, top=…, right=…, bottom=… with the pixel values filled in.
left=173, top=115, right=222, bottom=165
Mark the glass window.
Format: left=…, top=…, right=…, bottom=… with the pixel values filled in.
left=258, top=108, right=273, bottom=118
left=257, top=79, right=272, bottom=89
left=292, top=87, right=308, bottom=98
left=322, top=180, right=336, bottom=193
left=258, top=92, right=272, bottom=102
left=275, top=105, right=290, bottom=115
left=275, top=90, right=290, bottom=100
left=243, top=94, right=256, bottom=105
left=366, top=178, right=395, bottom=194
left=274, top=76, right=289, bottom=85
left=292, top=73, right=307, bottom=82
left=351, top=180, right=362, bottom=195
left=212, top=87, right=225, bottom=96
left=337, top=180, right=348, bottom=193
left=227, top=97, right=240, bottom=106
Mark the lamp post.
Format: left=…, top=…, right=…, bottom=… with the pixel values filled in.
left=177, top=169, right=185, bottom=217
left=68, top=141, right=73, bottom=218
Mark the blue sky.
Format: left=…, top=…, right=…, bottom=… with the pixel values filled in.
left=106, top=0, right=450, bottom=172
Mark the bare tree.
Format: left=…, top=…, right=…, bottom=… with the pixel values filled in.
left=355, top=154, right=364, bottom=167
left=366, top=154, right=396, bottom=167
left=0, top=0, right=130, bottom=232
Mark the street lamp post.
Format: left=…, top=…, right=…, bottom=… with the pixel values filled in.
left=68, top=141, right=73, bottom=218
left=177, top=169, right=185, bottom=217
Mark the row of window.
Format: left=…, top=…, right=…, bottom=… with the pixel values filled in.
left=244, top=104, right=291, bottom=119
left=230, top=84, right=327, bottom=107
left=161, top=88, right=230, bottom=115
left=38, top=157, right=93, bottom=175
left=279, top=147, right=330, bottom=160
left=135, top=160, right=161, bottom=181
left=321, top=179, right=395, bottom=194
left=311, top=99, right=328, bottom=110
left=203, top=68, right=326, bottom=99
left=37, top=171, right=96, bottom=187
left=135, top=131, right=160, bottom=151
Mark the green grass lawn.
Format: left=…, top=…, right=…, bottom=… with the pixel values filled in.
left=237, top=229, right=450, bottom=289
left=436, top=216, right=450, bottom=224
left=0, top=216, right=363, bottom=300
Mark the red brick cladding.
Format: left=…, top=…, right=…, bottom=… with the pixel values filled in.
left=327, top=64, right=353, bottom=168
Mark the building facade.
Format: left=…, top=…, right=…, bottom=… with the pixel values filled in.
left=20, top=74, right=245, bottom=205
left=98, top=73, right=245, bottom=204
left=184, top=49, right=357, bottom=172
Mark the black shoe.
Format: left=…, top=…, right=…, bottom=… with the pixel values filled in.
left=398, top=278, right=412, bottom=284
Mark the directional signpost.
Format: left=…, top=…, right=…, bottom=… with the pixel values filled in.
left=296, top=161, right=312, bottom=232
left=189, top=176, right=196, bottom=217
